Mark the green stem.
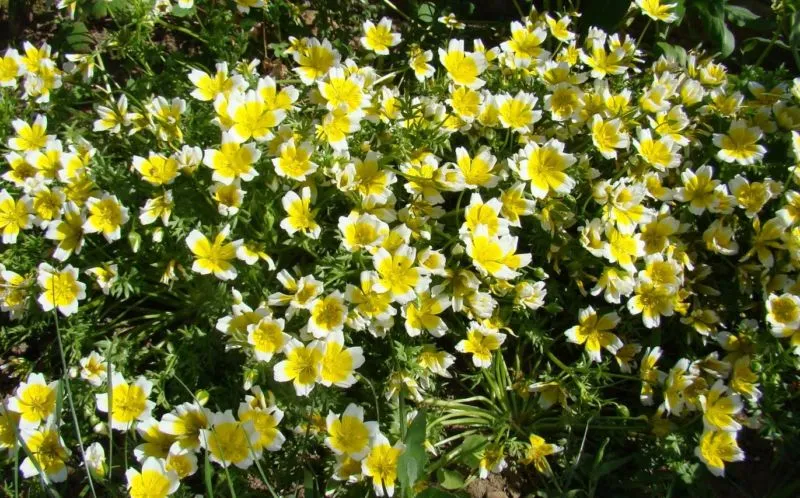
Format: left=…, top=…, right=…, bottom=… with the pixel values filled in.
left=53, top=303, right=98, bottom=497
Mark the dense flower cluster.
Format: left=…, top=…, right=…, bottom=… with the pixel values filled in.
left=1, top=0, right=798, bottom=495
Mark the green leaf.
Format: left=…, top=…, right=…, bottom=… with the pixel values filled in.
left=724, top=4, right=759, bottom=26
left=171, top=6, right=194, bottom=18
left=63, top=21, right=93, bottom=52
left=693, top=0, right=735, bottom=57
left=417, top=489, right=459, bottom=498
left=455, top=434, right=488, bottom=466
left=304, top=468, right=320, bottom=498
left=436, top=469, right=465, bottom=490
left=655, top=42, right=687, bottom=65
left=417, top=2, right=436, bottom=24
left=91, top=0, right=108, bottom=19
left=398, top=410, right=428, bottom=497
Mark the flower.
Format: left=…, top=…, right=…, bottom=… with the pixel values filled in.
left=293, top=38, right=341, bottom=85
left=247, top=316, right=290, bottom=362
left=455, top=322, right=506, bottom=368
left=766, top=292, right=800, bottom=335
left=0, top=189, right=33, bottom=244
left=8, top=373, right=57, bottom=428
left=713, top=120, right=766, bottom=165
left=361, top=17, right=401, bottom=55
left=408, top=47, right=434, bottom=81
left=308, top=292, right=348, bottom=338
left=565, top=306, right=623, bottom=362
left=454, top=147, right=499, bottom=189
left=317, top=105, right=362, bottom=151
left=700, top=380, right=743, bottom=432
left=439, top=39, right=488, bottom=89
left=522, top=434, right=562, bottom=476
left=135, top=417, right=177, bottom=461
left=272, top=139, right=317, bottom=181
left=281, top=187, right=321, bottom=239
left=86, top=263, right=118, bottom=295
left=372, top=245, right=429, bottom=304
left=238, top=399, right=285, bottom=453
left=418, top=345, right=455, bottom=377
left=636, top=0, right=678, bottom=23
left=159, top=402, right=210, bottom=451
left=627, top=280, right=675, bottom=328
left=501, top=22, right=549, bottom=67
left=675, top=165, right=719, bottom=215
left=203, top=132, right=261, bottom=184
left=695, top=430, right=744, bottom=477
left=591, top=115, right=629, bottom=159
left=20, top=422, right=69, bottom=483
left=85, top=441, right=106, bottom=478
left=79, top=351, right=107, bottom=386
left=200, top=410, right=259, bottom=469
left=319, top=330, right=365, bottom=388
left=339, top=212, right=388, bottom=252
left=36, top=263, right=86, bottom=316
left=511, top=139, right=576, bottom=199
left=8, top=115, right=52, bottom=152
left=362, top=433, right=405, bottom=497
left=139, top=191, right=174, bottom=226
left=0, top=49, right=22, bottom=87
left=83, top=194, right=129, bottom=242
left=325, top=403, right=378, bottom=460
left=226, top=90, right=286, bottom=143
left=403, top=291, right=450, bottom=337
left=185, top=225, right=243, bottom=281
left=633, top=128, right=680, bottom=170
left=164, top=442, right=198, bottom=479
left=96, top=372, right=155, bottom=431
left=125, top=457, right=180, bottom=497
left=133, top=152, right=179, bottom=186
left=188, top=62, right=245, bottom=101
left=496, top=91, right=541, bottom=132
left=273, top=338, right=324, bottom=396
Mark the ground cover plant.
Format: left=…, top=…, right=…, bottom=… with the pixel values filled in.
left=2, top=0, right=800, bottom=496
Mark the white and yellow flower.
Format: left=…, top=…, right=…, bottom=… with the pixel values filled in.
left=83, top=194, right=129, bottom=242
left=512, top=139, right=576, bottom=199
left=96, top=372, right=155, bottom=431
left=203, top=132, right=261, bottom=184
left=320, top=330, right=365, bottom=388
left=20, top=422, right=69, bottom=483
left=200, top=410, right=259, bottom=469
left=185, top=225, right=243, bottom=281
left=439, top=39, right=488, bottom=89
left=565, top=306, right=623, bottom=362
left=372, top=245, right=430, bottom=304
left=36, top=263, right=86, bottom=316
left=362, top=433, right=405, bottom=497
left=281, top=187, right=321, bottom=239
left=325, top=403, right=378, bottom=460
left=361, top=17, right=401, bottom=54
left=273, top=338, right=324, bottom=396
left=455, top=322, right=506, bottom=368
left=713, top=120, right=766, bottom=165
left=308, top=292, right=348, bottom=338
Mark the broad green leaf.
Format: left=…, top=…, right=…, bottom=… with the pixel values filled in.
left=417, top=489, right=460, bottom=498
left=724, top=4, right=759, bottom=26
left=398, top=410, right=428, bottom=497
left=436, top=469, right=465, bottom=490
left=171, top=6, right=194, bottom=18
left=417, top=2, right=436, bottom=24
left=693, top=0, right=735, bottom=58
